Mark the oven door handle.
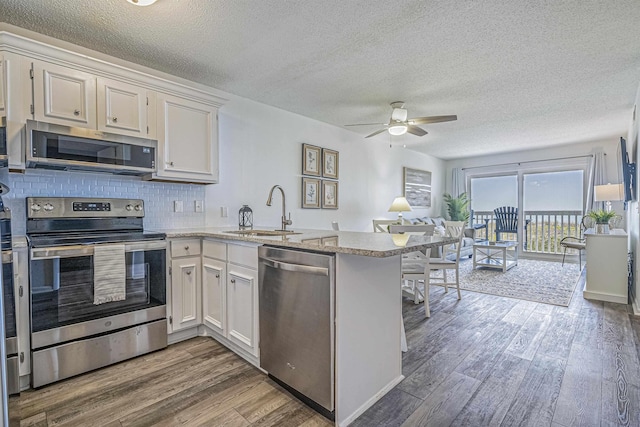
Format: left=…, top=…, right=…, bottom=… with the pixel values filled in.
left=30, top=241, right=167, bottom=260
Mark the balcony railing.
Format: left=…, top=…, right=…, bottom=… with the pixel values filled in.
left=470, top=210, right=583, bottom=255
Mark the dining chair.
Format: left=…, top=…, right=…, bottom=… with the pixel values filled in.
left=560, top=216, right=593, bottom=269
left=398, top=224, right=436, bottom=317
left=428, top=221, right=466, bottom=299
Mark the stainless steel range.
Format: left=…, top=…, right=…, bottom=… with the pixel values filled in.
left=26, top=197, right=167, bottom=388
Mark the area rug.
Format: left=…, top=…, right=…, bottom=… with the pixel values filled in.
left=444, top=259, right=583, bottom=306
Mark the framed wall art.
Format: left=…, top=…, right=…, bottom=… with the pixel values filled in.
left=322, top=148, right=339, bottom=179
left=322, top=180, right=339, bottom=209
left=302, top=144, right=322, bottom=176
left=302, top=177, right=321, bottom=208
left=403, top=167, right=432, bottom=208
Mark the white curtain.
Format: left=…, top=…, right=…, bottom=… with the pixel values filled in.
left=451, top=168, right=466, bottom=197
left=586, top=149, right=606, bottom=211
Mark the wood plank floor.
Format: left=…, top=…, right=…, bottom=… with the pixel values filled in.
left=14, top=264, right=640, bottom=426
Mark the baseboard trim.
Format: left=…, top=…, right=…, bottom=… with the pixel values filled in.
left=337, top=374, right=405, bottom=427
left=583, top=290, right=628, bottom=304
left=167, top=327, right=198, bottom=345
left=199, top=326, right=260, bottom=368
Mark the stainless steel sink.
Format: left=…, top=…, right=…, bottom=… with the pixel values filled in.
left=224, top=230, right=302, bottom=237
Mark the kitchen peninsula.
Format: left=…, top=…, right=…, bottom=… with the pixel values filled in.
left=163, top=227, right=456, bottom=426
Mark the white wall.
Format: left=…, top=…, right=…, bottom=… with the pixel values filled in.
left=205, top=96, right=445, bottom=232
left=445, top=138, right=624, bottom=213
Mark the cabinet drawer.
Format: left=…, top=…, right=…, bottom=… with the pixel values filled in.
left=203, top=239, right=227, bottom=261
left=171, top=239, right=201, bottom=257
left=228, top=244, right=259, bottom=269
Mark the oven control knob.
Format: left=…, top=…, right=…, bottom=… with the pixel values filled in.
left=134, top=204, right=143, bottom=212
left=43, top=203, right=54, bottom=212
left=31, top=203, right=42, bottom=212
left=125, top=204, right=133, bottom=211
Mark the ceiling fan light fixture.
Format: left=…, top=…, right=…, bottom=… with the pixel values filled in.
left=388, top=124, right=408, bottom=136
left=127, top=0, right=158, bottom=6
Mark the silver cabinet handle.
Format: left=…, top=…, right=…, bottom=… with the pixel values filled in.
left=230, top=279, right=236, bottom=284
left=186, top=270, right=192, bottom=275
left=184, top=245, right=189, bottom=251
left=166, top=161, right=174, bottom=166
left=112, top=117, right=118, bottom=123
left=73, top=109, right=80, bottom=116
left=215, top=274, right=220, bottom=278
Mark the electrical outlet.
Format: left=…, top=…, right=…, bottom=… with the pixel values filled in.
left=221, top=206, right=228, bottom=217
left=194, top=200, right=203, bottom=213
left=174, top=200, right=183, bottom=213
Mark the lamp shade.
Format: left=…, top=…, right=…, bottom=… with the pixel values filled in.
left=388, top=196, right=412, bottom=213
left=594, top=183, right=624, bottom=202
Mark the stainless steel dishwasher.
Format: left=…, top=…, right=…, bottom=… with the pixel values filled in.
left=258, top=246, right=335, bottom=418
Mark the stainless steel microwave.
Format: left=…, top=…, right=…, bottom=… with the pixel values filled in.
left=26, top=120, right=156, bottom=175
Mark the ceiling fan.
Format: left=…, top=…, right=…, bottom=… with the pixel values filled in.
left=345, top=101, right=457, bottom=138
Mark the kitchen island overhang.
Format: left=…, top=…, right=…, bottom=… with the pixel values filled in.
left=162, top=227, right=457, bottom=426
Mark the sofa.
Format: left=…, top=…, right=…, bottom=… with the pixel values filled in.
left=404, top=216, right=475, bottom=260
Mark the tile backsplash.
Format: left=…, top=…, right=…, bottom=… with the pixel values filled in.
left=0, top=169, right=206, bottom=236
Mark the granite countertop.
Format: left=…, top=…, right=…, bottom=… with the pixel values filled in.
left=155, top=226, right=458, bottom=258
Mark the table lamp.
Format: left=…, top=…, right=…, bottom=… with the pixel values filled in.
left=594, top=183, right=624, bottom=212
left=388, top=196, right=412, bottom=224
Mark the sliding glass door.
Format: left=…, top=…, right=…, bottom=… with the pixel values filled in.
left=523, top=170, right=584, bottom=254
left=469, top=175, right=518, bottom=241
left=469, top=166, right=585, bottom=256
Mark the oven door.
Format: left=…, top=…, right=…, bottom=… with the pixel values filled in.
left=29, top=240, right=166, bottom=340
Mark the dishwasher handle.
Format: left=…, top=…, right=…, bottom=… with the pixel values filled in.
left=260, top=258, right=329, bottom=276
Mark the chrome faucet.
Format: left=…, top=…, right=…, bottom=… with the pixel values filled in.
left=266, top=185, right=292, bottom=231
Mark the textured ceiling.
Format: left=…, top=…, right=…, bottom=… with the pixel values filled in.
left=1, top=0, right=639, bottom=159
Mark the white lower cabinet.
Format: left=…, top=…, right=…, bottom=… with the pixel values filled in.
left=202, top=239, right=259, bottom=357
left=169, top=239, right=202, bottom=333
left=226, top=264, right=257, bottom=355
left=202, top=257, right=226, bottom=335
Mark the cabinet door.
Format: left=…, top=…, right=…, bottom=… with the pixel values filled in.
left=97, top=77, right=150, bottom=138
left=155, top=93, right=218, bottom=183
left=32, top=61, right=96, bottom=128
left=227, top=264, right=258, bottom=356
left=170, top=256, right=202, bottom=331
left=202, top=257, right=226, bottom=335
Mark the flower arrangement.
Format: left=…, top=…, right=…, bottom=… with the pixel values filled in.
left=585, top=209, right=617, bottom=224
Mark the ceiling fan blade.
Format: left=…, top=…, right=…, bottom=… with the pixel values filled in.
left=365, top=129, right=388, bottom=138
left=345, top=123, right=387, bottom=127
left=408, top=115, right=457, bottom=125
left=406, top=126, right=428, bottom=137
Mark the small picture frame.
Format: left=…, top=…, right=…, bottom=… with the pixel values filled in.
left=302, top=144, right=322, bottom=176
left=322, top=180, right=338, bottom=209
left=302, top=177, right=321, bottom=208
left=322, top=148, right=339, bottom=179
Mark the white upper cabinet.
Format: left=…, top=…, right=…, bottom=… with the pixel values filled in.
left=32, top=61, right=97, bottom=129
left=32, top=61, right=155, bottom=139
left=154, top=93, right=219, bottom=183
left=97, top=77, right=154, bottom=138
